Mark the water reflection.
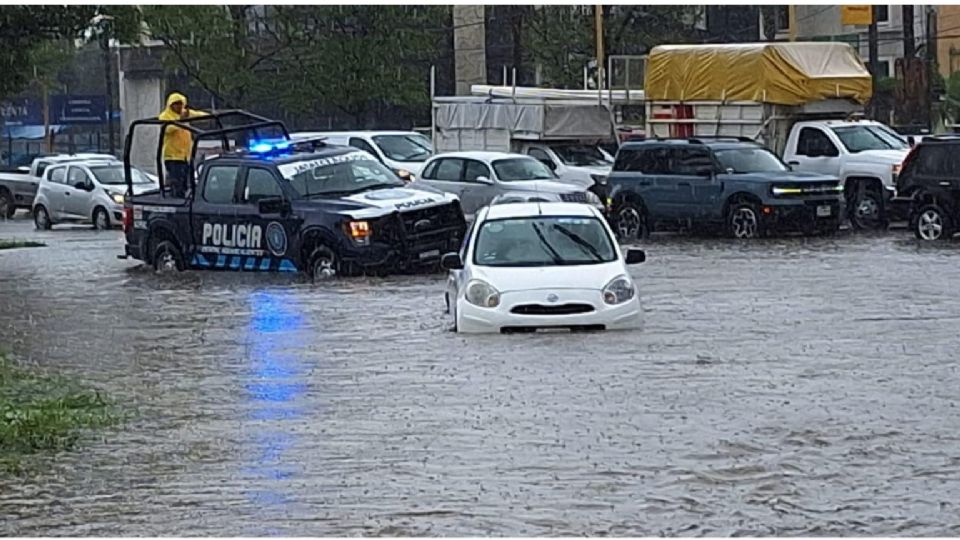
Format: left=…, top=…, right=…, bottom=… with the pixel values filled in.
left=241, top=290, right=308, bottom=525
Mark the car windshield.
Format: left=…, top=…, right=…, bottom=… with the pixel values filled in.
left=90, top=165, right=153, bottom=185
left=473, top=216, right=617, bottom=267
left=492, top=158, right=556, bottom=182
left=552, top=144, right=612, bottom=167
left=372, top=134, right=434, bottom=162
left=278, top=152, right=403, bottom=197
left=715, top=148, right=788, bottom=173
left=832, top=125, right=908, bottom=153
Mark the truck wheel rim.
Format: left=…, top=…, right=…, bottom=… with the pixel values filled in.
left=157, top=251, right=177, bottom=272
left=732, top=208, right=758, bottom=238
left=918, top=209, right=943, bottom=240
left=855, top=195, right=881, bottom=227
left=313, top=258, right=336, bottom=280
left=617, top=207, right=641, bottom=239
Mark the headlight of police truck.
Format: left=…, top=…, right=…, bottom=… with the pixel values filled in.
left=465, top=280, right=500, bottom=308
left=602, top=275, right=636, bottom=305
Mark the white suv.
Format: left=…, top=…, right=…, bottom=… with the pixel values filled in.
left=33, top=160, right=157, bottom=230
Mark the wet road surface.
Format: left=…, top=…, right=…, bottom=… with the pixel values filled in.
left=1, top=216, right=960, bottom=535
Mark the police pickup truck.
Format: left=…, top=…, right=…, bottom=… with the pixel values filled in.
left=119, top=111, right=466, bottom=279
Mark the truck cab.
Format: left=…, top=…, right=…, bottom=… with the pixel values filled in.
left=519, top=141, right=614, bottom=190
left=120, top=111, right=466, bottom=279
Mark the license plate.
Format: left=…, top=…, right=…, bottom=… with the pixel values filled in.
left=419, top=249, right=440, bottom=260
left=816, top=205, right=832, bottom=217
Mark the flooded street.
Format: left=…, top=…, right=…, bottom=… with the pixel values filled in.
left=2, top=217, right=960, bottom=536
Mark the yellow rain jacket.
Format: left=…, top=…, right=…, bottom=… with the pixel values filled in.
left=158, top=92, right=208, bottom=162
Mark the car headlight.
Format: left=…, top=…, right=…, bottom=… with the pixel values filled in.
left=105, top=190, right=124, bottom=204
left=465, top=279, right=500, bottom=308
left=602, top=275, right=636, bottom=305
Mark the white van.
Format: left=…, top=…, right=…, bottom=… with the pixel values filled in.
left=291, top=131, right=434, bottom=181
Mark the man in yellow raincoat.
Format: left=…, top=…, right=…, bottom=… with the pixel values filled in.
left=158, top=92, right=208, bottom=197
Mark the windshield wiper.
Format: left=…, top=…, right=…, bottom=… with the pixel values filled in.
left=552, top=224, right=604, bottom=262
left=530, top=222, right=564, bottom=265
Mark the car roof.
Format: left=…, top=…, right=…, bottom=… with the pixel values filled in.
left=430, top=151, right=530, bottom=162
left=481, top=201, right=597, bottom=221
left=619, top=138, right=762, bottom=150
left=46, top=158, right=120, bottom=168
left=41, top=153, right=116, bottom=163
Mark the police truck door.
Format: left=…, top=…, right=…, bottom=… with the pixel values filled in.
left=239, top=166, right=301, bottom=271
left=189, top=164, right=258, bottom=270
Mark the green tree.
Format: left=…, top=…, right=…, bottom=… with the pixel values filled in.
left=0, top=6, right=97, bottom=99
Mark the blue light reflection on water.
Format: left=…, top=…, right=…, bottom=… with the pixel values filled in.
left=241, top=289, right=310, bottom=528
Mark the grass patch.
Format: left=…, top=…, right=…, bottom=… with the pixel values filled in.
left=0, top=239, right=45, bottom=250
left=0, top=355, right=123, bottom=473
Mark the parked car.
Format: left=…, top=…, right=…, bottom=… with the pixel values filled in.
left=0, top=152, right=115, bottom=218
left=442, top=201, right=646, bottom=334
left=413, top=151, right=604, bottom=218
left=895, top=135, right=960, bottom=241
left=608, top=138, right=844, bottom=239
left=33, top=159, right=157, bottom=230
left=291, top=131, right=434, bottom=181
left=523, top=141, right=613, bottom=188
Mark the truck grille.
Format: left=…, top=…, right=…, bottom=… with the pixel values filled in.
left=399, top=201, right=463, bottom=235
left=511, top=303, right=595, bottom=315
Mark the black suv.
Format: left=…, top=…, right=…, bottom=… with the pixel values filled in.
left=607, top=138, right=844, bottom=239
left=896, top=136, right=960, bottom=241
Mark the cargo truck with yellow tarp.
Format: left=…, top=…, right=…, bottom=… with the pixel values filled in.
left=642, top=42, right=911, bottom=231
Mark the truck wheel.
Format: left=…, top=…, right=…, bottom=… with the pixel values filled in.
left=308, top=245, right=339, bottom=281
left=92, top=207, right=110, bottom=230
left=152, top=240, right=185, bottom=273
left=614, top=202, right=649, bottom=241
left=0, top=189, right=14, bottom=219
left=33, top=205, right=52, bottom=230
left=849, top=188, right=888, bottom=231
left=728, top=202, right=762, bottom=239
left=913, top=204, right=953, bottom=241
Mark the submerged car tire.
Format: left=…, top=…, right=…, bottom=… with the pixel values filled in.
left=0, top=189, right=14, bottom=219
left=308, top=245, right=339, bottom=281
left=849, top=187, right=888, bottom=232
left=92, top=206, right=110, bottom=230
left=728, top=201, right=762, bottom=239
left=614, top=201, right=649, bottom=241
left=152, top=240, right=185, bottom=273
left=913, top=204, right=953, bottom=241
left=33, top=205, right=52, bottom=230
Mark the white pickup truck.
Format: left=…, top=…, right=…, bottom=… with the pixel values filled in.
left=0, top=153, right=115, bottom=218
left=644, top=42, right=909, bottom=229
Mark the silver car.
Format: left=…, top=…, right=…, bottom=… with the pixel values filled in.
left=33, top=160, right=157, bottom=230
left=412, top=151, right=603, bottom=218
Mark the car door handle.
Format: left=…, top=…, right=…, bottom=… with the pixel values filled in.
left=788, top=161, right=800, bottom=166
left=64, top=192, right=70, bottom=196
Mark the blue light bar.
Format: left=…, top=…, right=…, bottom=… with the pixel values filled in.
left=248, top=138, right=292, bottom=154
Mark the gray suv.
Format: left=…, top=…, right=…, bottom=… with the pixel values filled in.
left=608, top=138, right=844, bottom=239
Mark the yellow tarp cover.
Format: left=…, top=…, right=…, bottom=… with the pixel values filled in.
left=645, top=42, right=873, bottom=105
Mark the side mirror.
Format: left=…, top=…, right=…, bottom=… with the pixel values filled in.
left=258, top=196, right=290, bottom=215
left=624, top=248, right=646, bottom=265
left=441, top=252, right=463, bottom=270
left=908, top=136, right=916, bottom=147
left=75, top=181, right=93, bottom=191
left=475, top=175, right=493, bottom=185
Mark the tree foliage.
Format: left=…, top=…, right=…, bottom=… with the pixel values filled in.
left=0, top=6, right=97, bottom=98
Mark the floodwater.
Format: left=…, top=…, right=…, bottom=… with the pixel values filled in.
left=1, top=217, right=960, bottom=536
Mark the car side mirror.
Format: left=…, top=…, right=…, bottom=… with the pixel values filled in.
left=908, top=136, right=916, bottom=147
left=74, top=181, right=92, bottom=191
left=625, top=248, right=646, bottom=265
left=475, top=175, right=493, bottom=185
left=441, top=252, right=463, bottom=270
left=258, top=196, right=290, bottom=215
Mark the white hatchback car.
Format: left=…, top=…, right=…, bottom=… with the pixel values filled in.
left=33, top=160, right=157, bottom=230
left=443, top=201, right=646, bottom=333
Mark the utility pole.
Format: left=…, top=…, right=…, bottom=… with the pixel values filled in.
left=927, top=7, right=938, bottom=131
left=595, top=5, right=604, bottom=89
left=788, top=5, right=797, bottom=41
left=100, top=18, right=115, bottom=155
left=868, top=5, right=880, bottom=119
left=903, top=5, right=915, bottom=57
